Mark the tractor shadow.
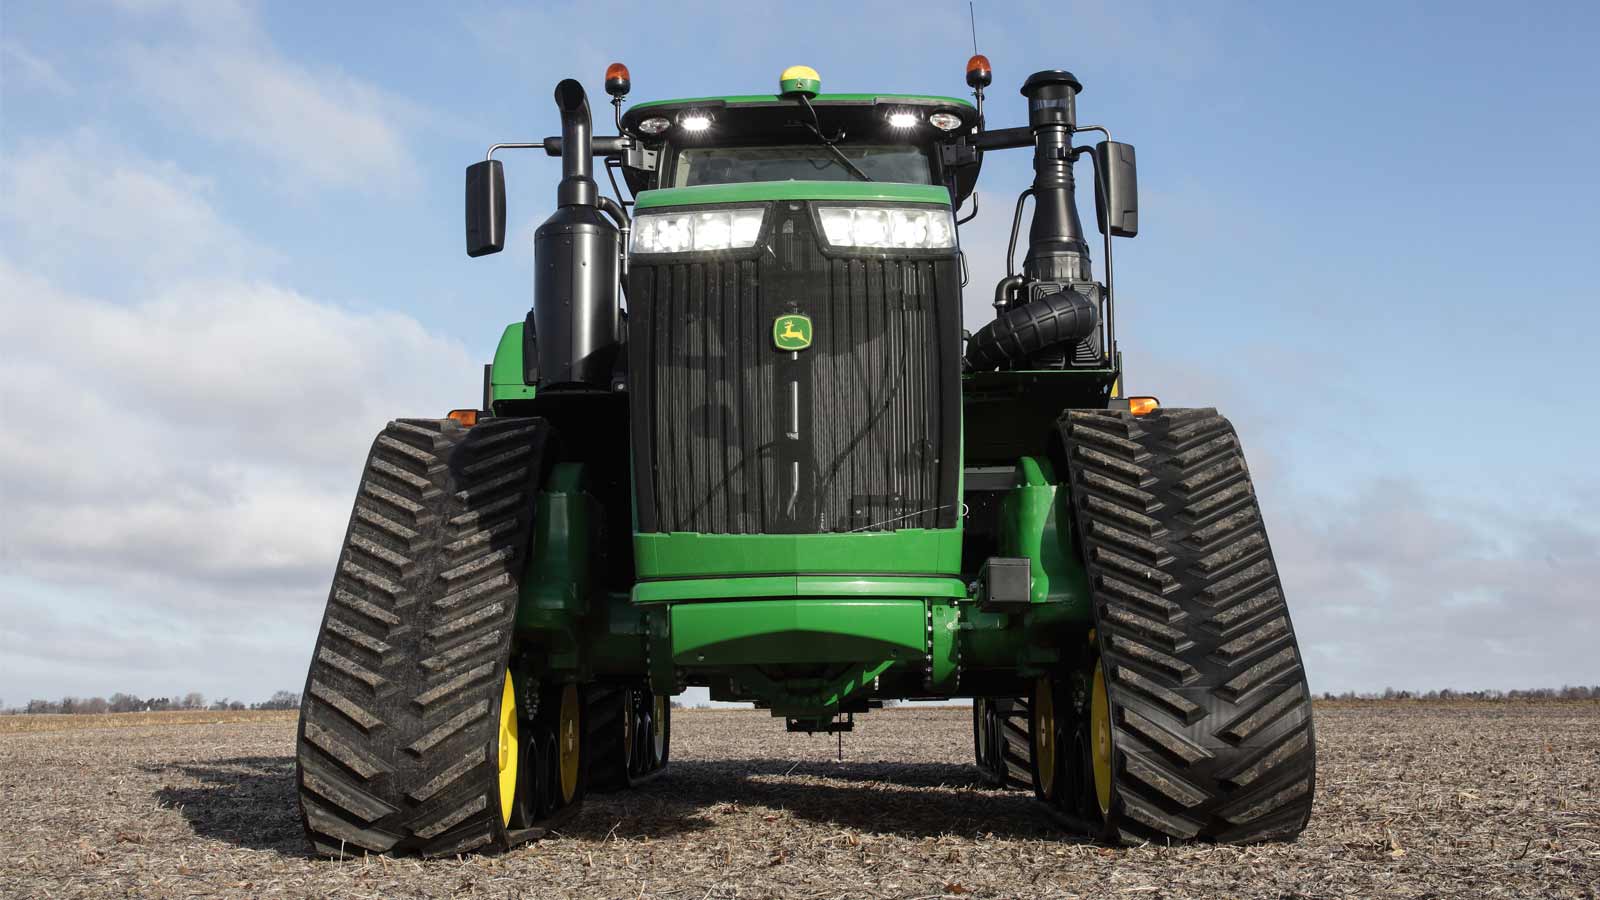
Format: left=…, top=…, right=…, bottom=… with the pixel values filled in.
left=146, top=755, right=1086, bottom=852
left=573, top=758, right=1081, bottom=842
left=147, top=756, right=312, bottom=857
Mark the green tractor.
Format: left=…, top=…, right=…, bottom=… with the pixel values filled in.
left=295, top=58, right=1316, bottom=857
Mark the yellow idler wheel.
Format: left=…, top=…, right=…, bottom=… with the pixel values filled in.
left=557, top=684, right=581, bottom=805
left=1032, top=676, right=1059, bottom=800
left=622, top=689, right=637, bottom=774
left=496, top=672, right=519, bottom=827
left=652, top=694, right=668, bottom=765
left=1090, top=659, right=1113, bottom=816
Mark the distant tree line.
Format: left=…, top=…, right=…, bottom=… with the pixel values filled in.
left=1319, top=685, right=1600, bottom=701
left=4, top=690, right=301, bottom=714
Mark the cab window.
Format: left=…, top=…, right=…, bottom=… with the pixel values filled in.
left=671, top=144, right=934, bottom=187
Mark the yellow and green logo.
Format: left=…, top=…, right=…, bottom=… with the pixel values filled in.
left=773, top=313, right=813, bottom=351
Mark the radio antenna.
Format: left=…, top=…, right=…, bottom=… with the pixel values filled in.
left=969, top=2, right=979, bottom=55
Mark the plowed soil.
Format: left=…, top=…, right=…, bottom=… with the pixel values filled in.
left=0, top=702, right=1595, bottom=898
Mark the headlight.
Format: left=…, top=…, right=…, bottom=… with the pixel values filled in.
left=631, top=207, right=766, bottom=254
left=817, top=206, right=956, bottom=250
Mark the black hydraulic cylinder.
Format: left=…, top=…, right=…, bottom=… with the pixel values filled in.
left=533, top=79, right=620, bottom=388
left=1020, top=71, right=1092, bottom=285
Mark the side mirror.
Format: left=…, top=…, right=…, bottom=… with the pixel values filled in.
left=1093, top=141, right=1138, bottom=238
left=465, top=159, right=505, bottom=257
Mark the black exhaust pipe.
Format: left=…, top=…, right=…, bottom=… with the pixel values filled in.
left=554, top=79, right=598, bottom=208
left=532, top=79, right=620, bottom=389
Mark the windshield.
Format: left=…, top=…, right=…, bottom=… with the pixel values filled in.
left=671, top=144, right=933, bottom=187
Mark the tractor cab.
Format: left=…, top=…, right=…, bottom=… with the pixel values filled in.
left=615, top=82, right=980, bottom=203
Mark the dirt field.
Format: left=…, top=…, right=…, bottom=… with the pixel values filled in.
left=0, top=703, right=1594, bottom=899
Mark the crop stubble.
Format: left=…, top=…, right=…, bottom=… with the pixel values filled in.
left=0, top=702, right=1594, bottom=899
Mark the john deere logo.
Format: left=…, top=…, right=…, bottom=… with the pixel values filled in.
left=773, top=313, right=813, bottom=351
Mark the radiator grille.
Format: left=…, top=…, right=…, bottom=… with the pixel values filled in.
left=628, top=202, right=961, bottom=535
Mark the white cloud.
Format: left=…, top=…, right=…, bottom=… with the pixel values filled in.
left=1, top=132, right=272, bottom=283
left=1, top=40, right=74, bottom=96
left=1272, top=480, right=1599, bottom=694
left=116, top=2, right=420, bottom=191
left=0, top=260, right=478, bottom=598
left=0, top=132, right=477, bottom=702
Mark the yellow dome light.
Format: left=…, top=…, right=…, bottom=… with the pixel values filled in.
left=780, top=65, right=821, bottom=98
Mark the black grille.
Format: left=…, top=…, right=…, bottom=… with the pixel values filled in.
left=628, top=202, right=961, bottom=535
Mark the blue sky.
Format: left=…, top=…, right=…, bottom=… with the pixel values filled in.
left=1, top=1, right=1596, bottom=706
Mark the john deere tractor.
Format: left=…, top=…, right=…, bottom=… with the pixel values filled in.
left=296, top=58, right=1316, bottom=857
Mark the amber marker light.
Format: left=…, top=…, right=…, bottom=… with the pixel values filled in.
left=605, top=62, right=631, bottom=97
left=447, top=409, right=479, bottom=427
left=1128, top=397, right=1160, bottom=416
left=966, top=54, right=992, bottom=88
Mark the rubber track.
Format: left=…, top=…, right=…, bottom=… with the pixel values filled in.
left=996, top=698, right=1034, bottom=790
left=586, top=686, right=631, bottom=792
left=1060, top=408, right=1316, bottom=844
left=296, top=417, right=551, bottom=858
left=974, top=698, right=1034, bottom=789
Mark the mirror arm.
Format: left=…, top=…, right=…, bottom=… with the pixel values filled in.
left=1076, top=142, right=1116, bottom=371
left=484, top=142, right=545, bottom=161
left=956, top=189, right=980, bottom=226
left=483, top=138, right=635, bottom=161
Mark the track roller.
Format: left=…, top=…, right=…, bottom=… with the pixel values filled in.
left=590, top=685, right=671, bottom=792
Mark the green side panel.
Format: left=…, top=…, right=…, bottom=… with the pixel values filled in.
left=634, top=528, right=962, bottom=579
left=634, top=181, right=952, bottom=210
left=632, top=93, right=975, bottom=111
left=517, top=463, right=591, bottom=630
left=633, top=574, right=966, bottom=604
left=584, top=592, right=653, bottom=677
left=490, top=322, right=536, bottom=403
left=670, top=598, right=925, bottom=666
left=998, top=456, right=1092, bottom=620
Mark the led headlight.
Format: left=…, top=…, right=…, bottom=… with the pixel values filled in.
left=631, top=207, right=766, bottom=253
left=817, top=206, right=956, bottom=250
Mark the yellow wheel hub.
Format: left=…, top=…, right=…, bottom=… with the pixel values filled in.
left=622, top=690, right=636, bottom=771
left=1091, top=660, right=1113, bottom=815
left=496, top=672, right=519, bottom=827
left=652, top=694, right=667, bottom=759
left=558, top=684, right=580, bottom=804
left=1033, top=676, right=1058, bottom=799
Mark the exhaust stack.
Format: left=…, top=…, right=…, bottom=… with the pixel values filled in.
left=532, top=79, right=620, bottom=389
